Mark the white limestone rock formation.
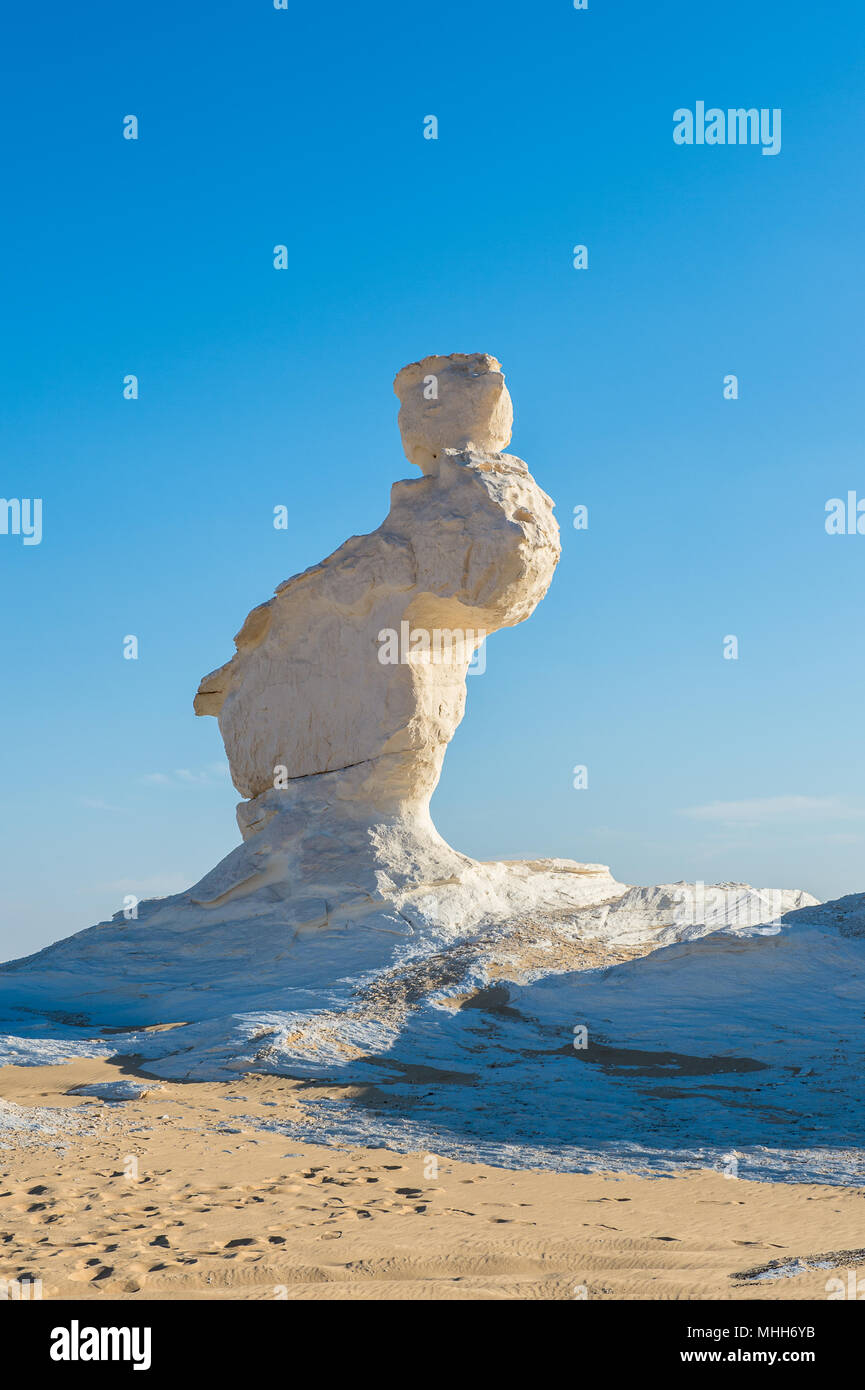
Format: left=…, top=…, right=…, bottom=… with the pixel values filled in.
left=0, top=353, right=629, bottom=1029
left=183, top=352, right=625, bottom=952
left=393, top=352, right=514, bottom=474
left=0, top=352, right=823, bottom=1138
left=1, top=354, right=842, bottom=1187
left=195, top=353, right=555, bottom=819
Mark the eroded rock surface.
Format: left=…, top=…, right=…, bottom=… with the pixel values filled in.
left=0, top=351, right=830, bottom=1183
left=195, top=354, right=559, bottom=827
left=393, top=352, right=513, bottom=474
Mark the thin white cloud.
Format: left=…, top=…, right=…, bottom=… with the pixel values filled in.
left=141, top=763, right=231, bottom=787
left=680, top=796, right=865, bottom=826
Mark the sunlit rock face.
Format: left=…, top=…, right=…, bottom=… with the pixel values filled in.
left=195, top=354, right=559, bottom=831
left=393, top=352, right=513, bottom=475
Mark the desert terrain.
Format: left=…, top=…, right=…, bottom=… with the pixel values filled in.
left=2, top=1057, right=861, bottom=1302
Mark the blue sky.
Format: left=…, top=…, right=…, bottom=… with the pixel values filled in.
left=1, top=0, right=863, bottom=957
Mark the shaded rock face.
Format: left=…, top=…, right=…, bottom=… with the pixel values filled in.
left=195, top=354, right=560, bottom=829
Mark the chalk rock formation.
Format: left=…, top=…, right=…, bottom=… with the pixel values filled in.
left=393, top=352, right=514, bottom=474
left=181, top=353, right=626, bottom=935
left=195, top=353, right=558, bottom=828
left=0, top=353, right=629, bottom=1030
left=0, top=351, right=833, bottom=1175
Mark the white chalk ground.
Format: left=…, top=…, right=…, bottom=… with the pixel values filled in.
left=68, top=1079, right=163, bottom=1102
left=0, top=1096, right=85, bottom=1147
left=1, top=868, right=863, bottom=1184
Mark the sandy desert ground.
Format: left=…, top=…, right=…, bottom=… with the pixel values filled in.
left=1, top=1057, right=862, bottom=1301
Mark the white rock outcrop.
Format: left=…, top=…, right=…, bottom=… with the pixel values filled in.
left=1, top=353, right=841, bottom=1188
left=195, top=353, right=559, bottom=825
left=393, top=352, right=514, bottom=474
left=0, top=354, right=631, bottom=1024
left=179, top=353, right=625, bottom=948
left=0, top=354, right=826, bottom=1177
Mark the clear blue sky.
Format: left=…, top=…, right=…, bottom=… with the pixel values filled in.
left=2, top=0, right=863, bottom=957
